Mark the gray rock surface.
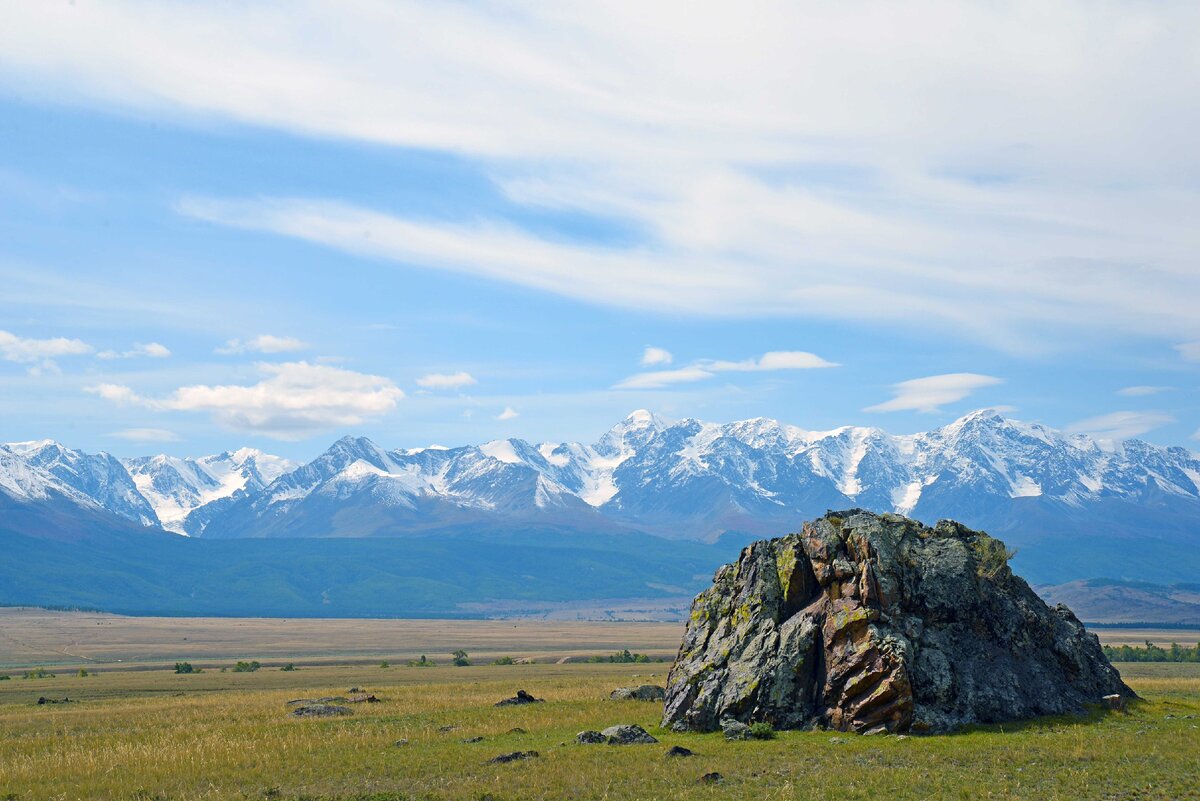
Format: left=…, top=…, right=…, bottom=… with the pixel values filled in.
left=290, top=703, right=352, bottom=718
left=487, top=750, right=539, bottom=764
left=495, top=689, right=542, bottom=707
left=720, top=718, right=751, bottom=740
left=587, top=724, right=659, bottom=744
left=663, top=510, right=1134, bottom=734
left=610, top=684, right=666, bottom=701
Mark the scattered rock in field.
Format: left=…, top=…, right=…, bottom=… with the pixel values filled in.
left=507, top=727, right=527, bottom=734
left=699, top=772, right=724, bottom=784
left=285, top=699, right=315, bottom=706
left=35, top=696, right=72, bottom=705
left=438, top=724, right=460, bottom=732
left=599, top=724, right=659, bottom=745
left=348, top=687, right=363, bottom=693
left=291, top=703, right=352, bottom=718
left=487, top=750, right=539, bottom=764
left=394, top=739, right=409, bottom=747
left=721, top=719, right=751, bottom=740
left=348, top=694, right=380, bottom=703
left=609, top=685, right=666, bottom=701
left=461, top=736, right=484, bottom=743
left=315, top=696, right=348, bottom=704
left=1102, top=694, right=1127, bottom=712
left=495, top=689, right=542, bottom=707
left=576, top=730, right=606, bottom=744
left=663, top=510, right=1136, bottom=735
left=665, top=745, right=694, bottom=758
left=829, top=737, right=847, bottom=744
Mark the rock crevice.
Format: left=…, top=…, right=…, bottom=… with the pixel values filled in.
left=662, top=510, right=1133, bottom=734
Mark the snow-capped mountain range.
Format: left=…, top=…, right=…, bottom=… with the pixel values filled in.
left=122, top=449, right=295, bottom=534
left=3, top=410, right=1200, bottom=559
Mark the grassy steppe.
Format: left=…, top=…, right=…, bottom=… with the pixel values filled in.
left=1, top=661, right=1198, bottom=801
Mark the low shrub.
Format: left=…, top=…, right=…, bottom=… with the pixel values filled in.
left=232, top=660, right=261, bottom=673
left=585, top=649, right=652, bottom=664
left=748, top=722, right=776, bottom=740
left=972, top=533, right=1016, bottom=580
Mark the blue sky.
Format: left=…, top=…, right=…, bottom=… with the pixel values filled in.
left=1, top=1, right=1199, bottom=460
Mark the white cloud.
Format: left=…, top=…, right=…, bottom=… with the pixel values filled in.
left=98, top=342, right=171, bottom=360
left=496, top=405, right=519, bottom=420
left=641, top=347, right=672, bottom=366
left=1175, top=343, right=1200, bottom=362
left=706, top=351, right=838, bottom=372
left=216, top=334, right=307, bottom=355
left=87, top=361, right=404, bottom=439
left=87, top=383, right=142, bottom=405
left=25, top=360, right=62, bottom=378
left=110, top=428, right=180, bottom=443
left=1067, top=410, right=1174, bottom=441
left=416, top=371, right=477, bottom=390
left=1116, top=385, right=1171, bottom=397
left=7, top=4, right=1200, bottom=349
left=614, top=366, right=714, bottom=390
left=0, top=329, right=92, bottom=363
left=865, top=373, right=1003, bottom=413
left=615, top=350, right=836, bottom=389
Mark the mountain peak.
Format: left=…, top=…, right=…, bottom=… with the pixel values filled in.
left=623, top=409, right=668, bottom=429
left=4, top=439, right=63, bottom=457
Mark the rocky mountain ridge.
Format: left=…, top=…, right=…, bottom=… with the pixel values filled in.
left=3, top=409, right=1199, bottom=583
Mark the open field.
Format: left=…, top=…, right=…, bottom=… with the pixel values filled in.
left=0, top=611, right=1198, bottom=800
left=3, top=609, right=1198, bottom=671
left=1, top=660, right=1198, bottom=801
left=0, top=609, right=682, bottom=670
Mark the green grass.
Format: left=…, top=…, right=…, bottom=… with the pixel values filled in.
left=1, top=662, right=1198, bottom=800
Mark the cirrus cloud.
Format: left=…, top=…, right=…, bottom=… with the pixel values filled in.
left=216, top=334, right=307, bottom=355
left=98, top=342, right=171, bottom=360
left=615, top=350, right=836, bottom=389
left=110, top=427, right=180, bottom=443
left=865, top=373, right=1003, bottom=413
left=1067, top=410, right=1174, bottom=441
left=87, top=361, right=404, bottom=439
left=415, top=371, right=477, bottom=391
left=1116, top=385, right=1172, bottom=397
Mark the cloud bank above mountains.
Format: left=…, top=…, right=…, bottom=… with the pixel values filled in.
left=1, top=2, right=1198, bottom=453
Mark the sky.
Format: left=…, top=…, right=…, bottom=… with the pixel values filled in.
left=1, top=0, right=1199, bottom=460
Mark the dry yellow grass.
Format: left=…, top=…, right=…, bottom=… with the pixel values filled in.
left=0, top=608, right=682, bottom=669
left=1, top=659, right=1198, bottom=801
left=3, top=609, right=1194, bottom=672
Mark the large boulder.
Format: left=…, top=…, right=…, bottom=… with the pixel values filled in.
left=662, top=510, right=1134, bottom=734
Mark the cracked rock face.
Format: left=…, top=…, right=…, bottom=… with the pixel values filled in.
left=662, top=510, right=1133, bottom=734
